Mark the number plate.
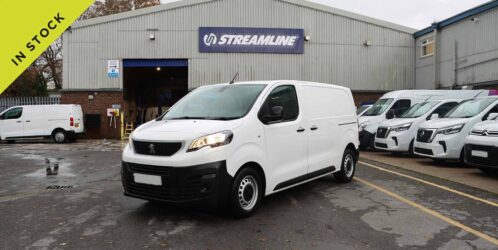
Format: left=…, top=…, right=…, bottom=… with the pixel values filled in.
left=471, top=150, right=488, bottom=158
left=133, top=173, right=162, bottom=186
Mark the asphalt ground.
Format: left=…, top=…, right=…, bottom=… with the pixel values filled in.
left=0, top=140, right=497, bottom=249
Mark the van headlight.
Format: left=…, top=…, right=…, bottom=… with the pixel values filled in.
left=436, top=124, right=464, bottom=135
left=359, top=122, right=369, bottom=132
left=391, top=123, right=412, bottom=132
left=187, top=131, right=233, bottom=152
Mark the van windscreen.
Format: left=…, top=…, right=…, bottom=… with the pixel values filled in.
left=399, top=101, right=439, bottom=118
left=362, top=98, right=393, bottom=116
left=444, top=98, right=497, bottom=118
left=162, top=84, right=266, bottom=120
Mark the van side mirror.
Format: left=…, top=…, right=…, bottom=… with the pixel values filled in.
left=430, top=113, right=439, bottom=120
left=266, top=106, right=284, bottom=123
left=486, top=113, right=498, bottom=120
left=386, top=110, right=395, bottom=120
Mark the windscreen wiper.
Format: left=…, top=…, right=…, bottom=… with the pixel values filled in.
left=167, top=116, right=207, bottom=120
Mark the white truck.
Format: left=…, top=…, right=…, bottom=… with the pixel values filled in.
left=374, top=99, right=462, bottom=154
left=465, top=120, right=498, bottom=174
left=122, top=81, right=359, bottom=217
left=414, top=96, right=498, bottom=162
left=0, top=105, right=84, bottom=143
left=358, top=90, right=489, bottom=149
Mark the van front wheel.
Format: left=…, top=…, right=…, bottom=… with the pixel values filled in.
left=229, top=168, right=262, bottom=218
left=334, top=148, right=356, bottom=183
left=52, top=130, right=67, bottom=144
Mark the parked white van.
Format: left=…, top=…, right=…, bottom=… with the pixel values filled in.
left=414, top=96, right=498, bottom=162
left=464, top=120, right=498, bottom=173
left=358, top=90, right=489, bottom=149
left=122, top=81, right=359, bottom=217
left=374, top=99, right=462, bottom=154
left=0, top=105, right=84, bottom=143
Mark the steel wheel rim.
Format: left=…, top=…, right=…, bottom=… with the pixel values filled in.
left=55, top=132, right=65, bottom=143
left=344, top=154, right=354, bottom=177
left=238, top=175, right=258, bottom=211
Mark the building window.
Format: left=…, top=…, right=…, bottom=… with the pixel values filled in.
left=421, top=37, right=434, bottom=58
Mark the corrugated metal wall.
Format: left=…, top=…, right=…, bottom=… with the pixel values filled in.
left=415, top=7, right=498, bottom=89
left=63, top=0, right=415, bottom=91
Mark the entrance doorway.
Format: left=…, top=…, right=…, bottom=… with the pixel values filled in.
left=123, top=59, right=188, bottom=127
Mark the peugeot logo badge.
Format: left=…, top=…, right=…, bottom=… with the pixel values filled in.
left=482, top=130, right=489, bottom=136
left=148, top=144, right=156, bottom=154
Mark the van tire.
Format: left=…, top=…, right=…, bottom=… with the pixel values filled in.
left=409, top=140, right=415, bottom=155
left=334, top=148, right=356, bottom=183
left=6, top=140, right=15, bottom=144
left=229, top=168, right=263, bottom=218
left=52, top=130, right=67, bottom=144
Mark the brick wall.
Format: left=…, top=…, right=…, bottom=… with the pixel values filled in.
left=61, top=91, right=123, bottom=139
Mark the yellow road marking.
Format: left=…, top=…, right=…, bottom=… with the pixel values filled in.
left=355, top=177, right=498, bottom=246
left=359, top=160, right=498, bottom=208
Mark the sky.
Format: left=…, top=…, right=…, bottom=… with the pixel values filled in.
left=159, top=0, right=491, bottom=29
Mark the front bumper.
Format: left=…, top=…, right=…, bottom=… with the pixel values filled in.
left=414, top=133, right=464, bottom=160
left=359, top=130, right=375, bottom=148
left=121, top=160, right=233, bottom=207
left=374, top=133, right=412, bottom=152
left=464, top=144, right=498, bottom=169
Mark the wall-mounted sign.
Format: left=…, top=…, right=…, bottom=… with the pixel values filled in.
left=107, top=60, right=119, bottom=78
left=199, top=27, right=304, bottom=54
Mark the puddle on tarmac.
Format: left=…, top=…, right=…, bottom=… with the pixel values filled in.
left=10, top=153, right=76, bottom=178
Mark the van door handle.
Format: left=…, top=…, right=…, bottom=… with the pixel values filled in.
left=297, top=127, right=305, bottom=133
left=310, top=126, right=318, bottom=131
left=16, top=121, right=22, bottom=123
left=26, top=120, right=31, bottom=123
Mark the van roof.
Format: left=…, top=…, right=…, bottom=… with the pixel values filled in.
left=380, top=89, right=489, bottom=99
left=211, top=80, right=351, bottom=91
left=13, top=104, right=81, bottom=108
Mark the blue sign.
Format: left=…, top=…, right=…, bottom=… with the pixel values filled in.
left=199, top=27, right=304, bottom=54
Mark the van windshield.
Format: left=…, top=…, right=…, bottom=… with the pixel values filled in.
left=444, top=98, right=496, bottom=118
left=399, top=101, right=439, bottom=118
left=362, top=98, right=394, bottom=116
left=162, top=84, right=267, bottom=120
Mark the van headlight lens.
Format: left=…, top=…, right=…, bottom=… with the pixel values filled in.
left=437, top=124, right=464, bottom=135
left=187, top=131, right=233, bottom=152
left=359, top=122, right=368, bottom=132
left=391, top=123, right=412, bottom=132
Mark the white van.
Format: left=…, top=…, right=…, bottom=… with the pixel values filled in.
left=464, top=120, right=498, bottom=173
left=358, top=90, right=489, bottom=149
left=374, top=99, right=463, bottom=154
left=122, top=81, right=359, bottom=217
left=0, top=105, right=84, bottom=143
left=414, top=96, right=498, bottom=162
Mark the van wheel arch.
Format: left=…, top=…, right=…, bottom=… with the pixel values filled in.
left=51, top=128, right=67, bottom=143
left=234, top=162, right=266, bottom=194
left=345, top=143, right=358, bottom=163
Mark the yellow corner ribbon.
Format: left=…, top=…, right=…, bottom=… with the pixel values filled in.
left=0, top=0, right=95, bottom=94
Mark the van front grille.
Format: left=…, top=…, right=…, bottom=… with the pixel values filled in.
left=417, top=129, right=434, bottom=143
left=376, top=127, right=389, bottom=138
left=133, top=140, right=182, bottom=156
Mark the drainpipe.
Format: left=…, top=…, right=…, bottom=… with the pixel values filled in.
left=433, top=27, right=438, bottom=89
left=453, top=40, right=458, bottom=89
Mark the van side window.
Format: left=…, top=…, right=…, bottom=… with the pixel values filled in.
left=482, top=104, right=498, bottom=120
left=428, top=102, right=458, bottom=120
left=389, top=99, right=411, bottom=117
left=258, top=85, right=299, bottom=124
left=0, top=107, right=23, bottom=120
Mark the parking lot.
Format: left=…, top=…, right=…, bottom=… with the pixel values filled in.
left=1, top=140, right=497, bottom=249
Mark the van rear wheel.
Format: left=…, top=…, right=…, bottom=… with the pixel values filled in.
left=334, top=148, right=356, bottom=183
left=229, top=168, right=263, bottom=218
left=52, top=130, right=67, bottom=144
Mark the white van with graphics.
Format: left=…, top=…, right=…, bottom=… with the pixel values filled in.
left=0, top=105, right=84, bottom=143
left=374, top=100, right=462, bottom=154
left=358, top=90, right=489, bottom=149
left=414, top=96, right=498, bottom=162
left=464, top=120, right=498, bottom=173
left=122, top=81, right=359, bottom=217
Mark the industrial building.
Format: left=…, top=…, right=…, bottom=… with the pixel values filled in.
left=414, top=0, right=498, bottom=90
left=61, top=0, right=497, bottom=139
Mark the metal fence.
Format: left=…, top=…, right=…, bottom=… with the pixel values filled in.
left=0, top=97, right=60, bottom=112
